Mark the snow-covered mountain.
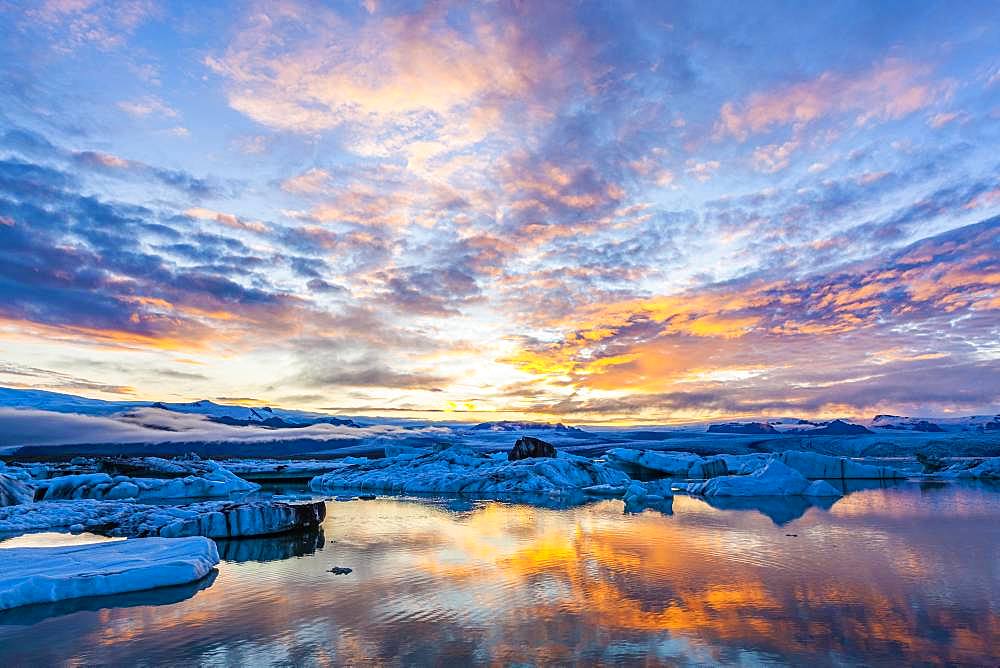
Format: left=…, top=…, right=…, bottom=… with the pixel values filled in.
left=870, top=414, right=1000, bottom=432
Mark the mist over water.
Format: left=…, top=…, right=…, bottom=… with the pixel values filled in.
left=1, top=482, right=998, bottom=666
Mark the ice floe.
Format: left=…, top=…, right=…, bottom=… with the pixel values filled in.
left=686, top=460, right=842, bottom=497
left=774, top=451, right=904, bottom=480
left=0, top=536, right=219, bottom=610
left=605, top=448, right=728, bottom=479
left=0, top=499, right=326, bottom=538
left=310, top=445, right=630, bottom=495
left=36, top=460, right=259, bottom=501
left=931, top=457, right=1000, bottom=479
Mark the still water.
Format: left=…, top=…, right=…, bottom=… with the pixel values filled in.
left=1, top=482, right=998, bottom=666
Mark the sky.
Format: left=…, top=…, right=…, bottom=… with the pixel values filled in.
left=0, top=0, right=997, bottom=424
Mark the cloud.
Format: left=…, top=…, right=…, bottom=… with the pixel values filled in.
left=205, top=1, right=593, bottom=159
left=184, top=207, right=268, bottom=233
left=117, top=95, right=178, bottom=118
left=752, top=140, right=799, bottom=173
left=17, top=0, right=159, bottom=51
left=0, top=407, right=450, bottom=449
left=501, top=217, right=1000, bottom=418
left=1, top=128, right=223, bottom=200
left=290, top=334, right=450, bottom=391
left=716, top=58, right=947, bottom=141
left=0, top=156, right=308, bottom=351
left=0, top=362, right=135, bottom=395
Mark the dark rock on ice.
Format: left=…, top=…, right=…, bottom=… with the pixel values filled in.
left=508, top=436, right=557, bottom=461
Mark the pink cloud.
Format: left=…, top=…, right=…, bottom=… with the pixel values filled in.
left=716, top=58, right=947, bottom=140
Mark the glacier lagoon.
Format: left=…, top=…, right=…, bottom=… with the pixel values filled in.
left=0, top=481, right=998, bottom=666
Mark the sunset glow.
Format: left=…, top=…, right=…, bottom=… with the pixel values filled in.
left=1, top=1, right=998, bottom=422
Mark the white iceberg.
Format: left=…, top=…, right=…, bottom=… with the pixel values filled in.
left=309, top=446, right=630, bottom=495
left=774, top=450, right=903, bottom=480
left=37, top=460, right=259, bottom=501
left=0, top=536, right=219, bottom=610
left=686, top=460, right=842, bottom=497
left=605, top=449, right=703, bottom=476
left=119, top=500, right=326, bottom=538
left=622, top=480, right=674, bottom=514
left=716, top=453, right=772, bottom=475
left=605, top=448, right=728, bottom=479
left=0, top=499, right=325, bottom=538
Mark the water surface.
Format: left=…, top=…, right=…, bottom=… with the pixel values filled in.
left=1, top=482, right=998, bottom=666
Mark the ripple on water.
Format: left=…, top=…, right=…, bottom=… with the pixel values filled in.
left=0, top=484, right=997, bottom=666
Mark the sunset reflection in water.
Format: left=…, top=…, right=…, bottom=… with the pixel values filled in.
left=1, top=482, right=998, bottom=666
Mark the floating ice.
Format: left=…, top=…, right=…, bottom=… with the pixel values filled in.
left=0, top=499, right=326, bottom=538
left=605, top=449, right=728, bottom=479
left=37, top=460, right=259, bottom=501
left=774, top=451, right=903, bottom=480
left=310, top=445, right=630, bottom=495
left=687, top=460, right=842, bottom=497
left=0, top=536, right=219, bottom=610
left=933, top=457, right=1000, bottom=479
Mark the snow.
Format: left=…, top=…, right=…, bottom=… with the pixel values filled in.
left=0, top=499, right=326, bottom=538
left=309, top=445, right=630, bottom=495
left=37, top=460, right=259, bottom=501
left=0, top=536, right=218, bottom=610
left=0, top=474, right=34, bottom=506
left=686, top=460, right=842, bottom=497
left=774, top=451, right=904, bottom=480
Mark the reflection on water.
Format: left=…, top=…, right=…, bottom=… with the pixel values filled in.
left=0, top=571, right=219, bottom=627
left=215, top=529, right=325, bottom=563
left=0, top=483, right=998, bottom=666
left=697, top=494, right=837, bottom=525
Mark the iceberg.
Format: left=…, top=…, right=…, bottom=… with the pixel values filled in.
left=687, top=460, right=842, bottom=497
left=0, top=536, right=219, bottom=611
left=0, top=474, right=34, bottom=507
left=119, top=500, right=327, bottom=538
left=774, top=451, right=903, bottom=480
left=716, top=453, right=771, bottom=475
left=933, top=457, right=1000, bottom=479
left=309, top=445, right=630, bottom=495
left=0, top=499, right=326, bottom=538
left=622, top=480, right=674, bottom=514
left=37, top=460, right=259, bottom=501
left=605, top=448, right=727, bottom=479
